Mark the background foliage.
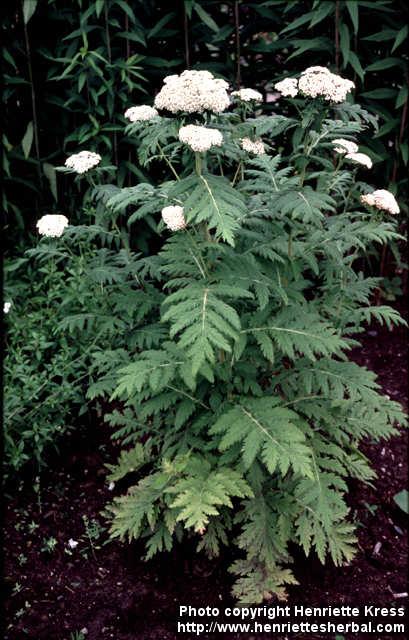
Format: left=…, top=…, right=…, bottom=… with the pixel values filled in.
left=3, top=0, right=408, bottom=257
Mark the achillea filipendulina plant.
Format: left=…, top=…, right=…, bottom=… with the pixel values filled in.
left=55, top=67, right=406, bottom=603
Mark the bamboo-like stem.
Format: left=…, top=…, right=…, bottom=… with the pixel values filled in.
left=125, top=12, right=130, bottom=186
left=234, top=1, right=241, bottom=87
left=104, top=0, right=112, bottom=63
left=104, top=0, right=118, bottom=165
left=335, top=0, right=340, bottom=73
left=183, top=4, right=190, bottom=68
left=125, top=13, right=130, bottom=59
left=22, top=3, right=41, bottom=185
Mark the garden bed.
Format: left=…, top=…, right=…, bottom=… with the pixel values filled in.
left=3, top=309, right=407, bottom=640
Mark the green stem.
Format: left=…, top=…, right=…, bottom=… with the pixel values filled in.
left=158, top=142, right=180, bottom=181
left=231, top=160, right=242, bottom=186
left=195, top=152, right=202, bottom=176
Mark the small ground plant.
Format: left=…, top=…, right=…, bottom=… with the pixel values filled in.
left=32, top=67, right=406, bottom=602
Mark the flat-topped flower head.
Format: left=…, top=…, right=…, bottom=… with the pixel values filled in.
left=124, top=105, right=158, bottom=122
left=298, top=67, right=354, bottom=103
left=303, top=66, right=331, bottom=75
left=241, top=137, right=265, bottom=155
left=179, top=125, right=223, bottom=152
left=361, top=189, right=399, bottom=215
left=332, top=138, right=359, bottom=154
left=274, top=78, right=299, bottom=98
left=231, top=88, right=263, bottom=103
left=36, top=214, right=69, bottom=237
left=65, top=151, right=101, bottom=174
left=161, top=205, right=186, bottom=231
left=345, top=152, right=373, bottom=169
left=154, top=69, right=230, bottom=114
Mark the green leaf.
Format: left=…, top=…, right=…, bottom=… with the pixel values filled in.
left=23, top=0, right=38, bottom=24
left=393, top=489, right=409, bottom=514
left=21, top=121, right=33, bottom=158
left=374, top=117, right=400, bottom=138
left=391, top=25, right=408, bottom=53
left=309, top=2, right=334, bottom=28
left=280, top=12, right=314, bottom=34
left=345, top=0, right=359, bottom=34
left=148, top=12, right=176, bottom=39
left=169, top=460, right=252, bottom=532
left=395, top=85, right=408, bottom=109
left=400, top=142, right=408, bottom=165
left=348, top=51, right=364, bottom=80
left=169, top=173, right=246, bottom=246
left=114, top=0, right=137, bottom=23
left=360, top=88, right=397, bottom=99
left=210, top=397, right=314, bottom=478
left=95, top=0, right=105, bottom=18
left=194, top=2, right=219, bottom=33
left=366, top=57, right=403, bottom=72
left=339, top=22, right=350, bottom=68
left=43, top=163, right=57, bottom=201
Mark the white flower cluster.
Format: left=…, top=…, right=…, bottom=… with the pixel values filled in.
left=231, top=88, right=263, bottom=103
left=4, top=301, right=12, bottom=314
left=179, top=125, right=223, bottom=152
left=275, top=67, right=354, bottom=103
left=332, top=138, right=358, bottom=154
left=65, top=151, right=101, bottom=174
left=361, top=189, right=400, bottom=215
left=154, top=70, right=230, bottom=114
left=36, top=214, right=69, bottom=237
left=161, top=205, right=186, bottom=231
left=332, top=139, right=373, bottom=168
left=124, top=105, right=158, bottom=122
left=241, top=137, right=265, bottom=155
left=345, top=152, right=373, bottom=169
left=298, top=66, right=354, bottom=103
left=274, top=78, right=298, bottom=98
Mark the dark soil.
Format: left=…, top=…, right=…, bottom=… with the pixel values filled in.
left=3, top=312, right=408, bottom=640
